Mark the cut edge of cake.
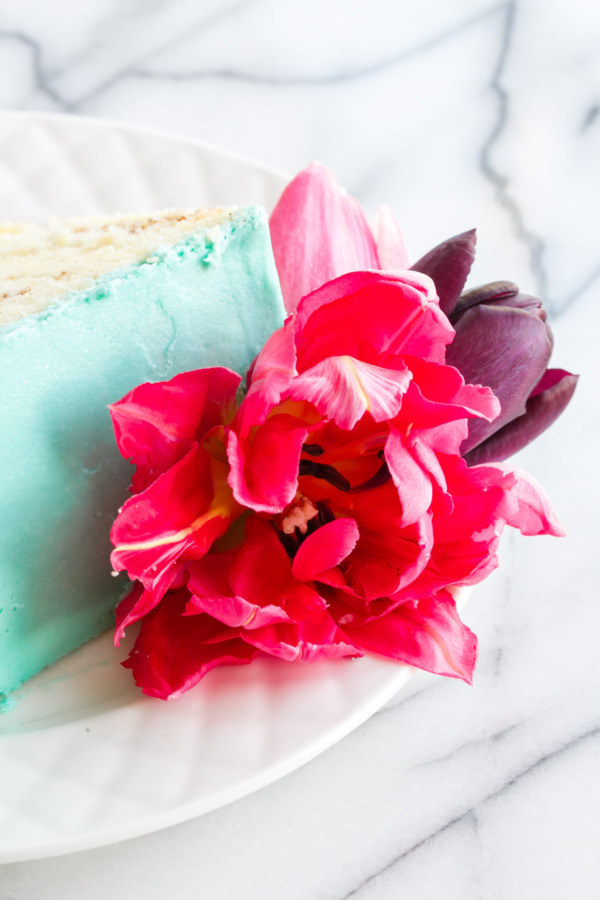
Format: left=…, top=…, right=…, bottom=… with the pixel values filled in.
left=0, top=203, right=285, bottom=704
left=0, top=206, right=242, bottom=327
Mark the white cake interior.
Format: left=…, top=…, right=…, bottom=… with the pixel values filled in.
left=0, top=207, right=235, bottom=326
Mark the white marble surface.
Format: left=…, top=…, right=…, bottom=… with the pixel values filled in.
left=0, top=0, right=598, bottom=897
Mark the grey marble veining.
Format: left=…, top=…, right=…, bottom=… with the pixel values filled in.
left=0, top=1, right=598, bottom=897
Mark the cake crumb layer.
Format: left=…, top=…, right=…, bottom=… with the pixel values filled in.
left=0, top=207, right=236, bottom=326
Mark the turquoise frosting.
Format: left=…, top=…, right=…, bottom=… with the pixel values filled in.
left=0, top=206, right=285, bottom=698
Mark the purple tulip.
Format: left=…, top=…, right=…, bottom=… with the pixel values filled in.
left=412, top=235, right=578, bottom=465
left=447, top=282, right=578, bottom=464
left=411, top=229, right=477, bottom=318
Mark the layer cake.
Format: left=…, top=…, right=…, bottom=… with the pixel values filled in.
left=0, top=205, right=285, bottom=700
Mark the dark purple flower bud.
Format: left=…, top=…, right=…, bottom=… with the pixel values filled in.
left=445, top=281, right=577, bottom=463
left=411, top=229, right=477, bottom=317
left=452, top=281, right=551, bottom=341
left=447, top=303, right=552, bottom=454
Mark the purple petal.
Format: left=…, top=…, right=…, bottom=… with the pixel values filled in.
left=496, top=291, right=547, bottom=322
left=411, top=229, right=476, bottom=317
left=451, top=282, right=548, bottom=325
left=446, top=305, right=552, bottom=454
left=529, top=367, right=571, bottom=398
left=465, top=371, right=578, bottom=464
left=450, top=281, right=518, bottom=322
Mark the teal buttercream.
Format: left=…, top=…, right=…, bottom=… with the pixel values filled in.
left=0, top=206, right=285, bottom=698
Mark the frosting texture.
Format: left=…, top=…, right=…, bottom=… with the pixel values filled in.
left=0, top=206, right=285, bottom=698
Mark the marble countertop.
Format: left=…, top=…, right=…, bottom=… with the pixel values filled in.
left=0, top=1, right=598, bottom=897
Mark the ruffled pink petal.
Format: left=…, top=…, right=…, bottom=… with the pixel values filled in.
left=289, top=356, right=412, bottom=429
left=312, top=480, right=432, bottom=606
left=431, top=455, right=511, bottom=540
left=114, top=572, right=186, bottom=645
left=186, top=517, right=326, bottom=627
left=293, top=271, right=452, bottom=372
left=337, top=589, right=477, bottom=683
left=292, top=517, right=360, bottom=582
left=269, top=162, right=379, bottom=313
left=240, top=324, right=297, bottom=429
left=122, top=591, right=261, bottom=700
left=340, top=520, right=433, bottom=607
left=227, top=414, right=309, bottom=513
left=490, top=463, right=566, bottom=537
left=396, top=358, right=500, bottom=432
left=229, top=517, right=292, bottom=600
left=110, top=368, right=241, bottom=492
left=111, top=445, right=235, bottom=590
left=230, top=517, right=328, bottom=619
left=371, top=204, right=410, bottom=270
left=185, top=547, right=290, bottom=629
left=384, top=428, right=433, bottom=527
left=417, top=456, right=515, bottom=589
left=418, top=533, right=502, bottom=594
left=186, top=588, right=291, bottom=629
left=241, top=612, right=361, bottom=662
left=115, top=582, right=146, bottom=645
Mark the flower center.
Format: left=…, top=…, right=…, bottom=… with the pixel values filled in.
left=273, top=493, right=333, bottom=559
left=279, top=494, right=319, bottom=536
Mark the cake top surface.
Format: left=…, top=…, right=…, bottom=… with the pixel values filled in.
left=0, top=206, right=240, bottom=326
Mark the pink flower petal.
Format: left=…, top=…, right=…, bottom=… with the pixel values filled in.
left=114, top=582, right=146, bottom=645
left=269, top=162, right=379, bottom=313
left=293, top=271, right=452, bottom=372
left=186, top=517, right=326, bottom=628
left=337, top=589, right=477, bottom=683
left=491, top=463, right=566, bottom=537
left=186, top=588, right=291, bottom=630
left=114, top=571, right=186, bottom=644
left=384, top=428, right=433, bottom=527
left=292, top=517, right=360, bottom=582
left=371, top=204, right=410, bottom=270
left=340, top=516, right=433, bottom=605
left=397, top=358, right=500, bottom=431
left=227, top=414, right=309, bottom=513
left=242, top=613, right=361, bottom=662
left=110, top=368, right=240, bottom=492
left=111, top=445, right=235, bottom=590
left=185, top=547, right=290, bottom=630
left=412, top=457, right=517, bottom=590
left=122, top=591, right=261, bottom=700
left=289, top=356, right=412, bottom=429
left=229, top=517, right=327, bottom=618
left=306, top=479, right=432, bottom=607
left=241, top=324, right=297, bottom=429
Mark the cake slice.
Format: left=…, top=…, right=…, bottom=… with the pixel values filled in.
left=0, top=205, right=285, bottom=701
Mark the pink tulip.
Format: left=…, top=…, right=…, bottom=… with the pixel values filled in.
left=270, top=164, right=577, bottom=462
left=269, top=162, right=409, bottom=313
left=108, top=163, right=568, bottom=700
left=110, top=266, right=561, bottom=699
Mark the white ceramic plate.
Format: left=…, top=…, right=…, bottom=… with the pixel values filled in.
left=0, top=112, right=463, bottom=862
